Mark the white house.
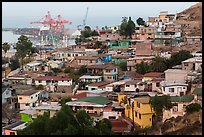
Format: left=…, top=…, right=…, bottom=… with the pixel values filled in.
left=79, top=75, right=103, bottom=83
left=124, top=80, right=143, bottom=92
left=35, top=76, right=72, bottom=86
left=164, top=69, right=188, bottom=83
left=160, top=81, right=188, bottom=96
left=47, top=60, right=63, bottom=69
left=17, top=90, right=41, bottom=110
left=23, top=60, right=43, bottom=72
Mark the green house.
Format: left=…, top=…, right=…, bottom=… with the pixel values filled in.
left=86, top=81, right=110, bottom=92
left=108, top=40, right=130, bottom=49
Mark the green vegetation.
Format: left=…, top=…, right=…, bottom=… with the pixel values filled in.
left=135, top=61, right=153, bottom=75
left=186, top=103, right=201, bottom=113
left=17, top=105, right=114, bottom=135
left=16, top=35, right=33, bottom=70
left=59, top=97, right=72, bottom=106
left=2, top=42, right=11, bottom=56
left=77, top=65, right=87, bottom=76
left=119, top=17, right=136, bottom=38
left=9, top=58, right=20, bottom=71
left=136, top=17, right=146, bottom=26
left=35, top=84, right=44, bottom=90
left=64, top=67, right=72, bottom=73
left=118, top=61, right=127, bottom=71
left=150, top=95, right=172, bottom=121
left=135, top=50, right=193, bottom=74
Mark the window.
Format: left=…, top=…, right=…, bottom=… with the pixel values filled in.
left=109, top=116, right=116, bottom=119
left=10, top=132, right=15, bottom=135
left=169, top=88, right=175, bottom=92
left=26, top=103, right=29, bottom=106
left=38, top=80, right=42, bottom=83
left=90, top=60, right=92, bottom=63
left=36, top=94, right=38, bottom=97
left=139, top=114, right=141, bottom=119
left=108, top=76, right=112, bottom=79
left=62, top=80, right=64, bottom=82
left=31, top=96, right=33, bottom=99
left=184, top=63, right=188, bottom=66
left=135, top=111, right=137, bottom=117
left=149, top=118, right=151, bottom=121
left=137, top=102, right=140, bottom=108
left=126, top=85, right=130, bottom=87
left=156, top=82, right=160, bottom=87
left=67, top=80, right=69, bottom=82
left=87, top=106, right=93, bottom=110
left=19, top=97, right=22, bottom=100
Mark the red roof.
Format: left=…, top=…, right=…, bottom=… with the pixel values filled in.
left=110, top=120, right=129, bottom=132
left=105, top=66, right=118, bottom=70
left=152, top=78, right=165, bottom=82
left=35, top=76, right=72, bottom=81
left=71, top=92, right=88, bottom=99
left=88, top=81, right=110, bottom=87
left=143, top=72, right=164, bottom=77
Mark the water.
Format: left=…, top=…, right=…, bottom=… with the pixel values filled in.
left=2, top=31, right=21, bottom=44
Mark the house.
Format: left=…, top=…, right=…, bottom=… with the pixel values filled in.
left=2, top=88, right=14, bottom=104
left=35, top=76, right=72, bottom=86
left=86, top=81, right=110, bottom=92
left=2, top=121, right=27, bottom=135
left=17, top=90, right=41, bottom=110
left=74, top=55, right=104, bottom=66
left=160, top=81, right=188, bottom=96
left=108, top=40, right=130, bottom=49
left=23, top=60, right=43, bottom=72
left=6, top=76, right=28, bottom=85
left=79, top=75, right=103, bottom=83
left=134, top=96, right=155, bottom=128
left=127, top=56, right=154, bottom=71
left=136, top=26, right=156, bottom=40
left=103, top=65, right=118, bottom=82
left=47, top=60, right=64, bottom=69
left=184, top=36, right=202, bottom=44
left=118, top=94, right=155, bottom=128
left=110, top=119, right=130, bottom=134
left=87, top=65, right=108, bottom=76
left=143, top=72, right=164, bottom=82
left=163, top=95, right=194, bottom=122
left=98, top=33, right=121, bottom=41
left=103, top=103, right=123, bottom=120
left=164, top=69, right=188, bottom=83
left=193, top=88, right=202, bottom=106
left=112, top=55, right=130, bottom=65
left=124, top=80, right=143, bottom=92
left=66, top=96, right=112, bottom=116
left=123, top=71, right=142, bottom=80
left=135, top=42, right=153, bottom=56
left=92, top=54, right=112, bottom=63
left=181, top=57, right=202, bottom=72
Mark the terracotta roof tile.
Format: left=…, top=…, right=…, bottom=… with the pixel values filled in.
left=143, top=72, right=164, bottom=77
left=88, top=81, right=110, bottom=87
left=71, top=92, right=88, bottom=99
left=35, top=76, right=72, bottom=81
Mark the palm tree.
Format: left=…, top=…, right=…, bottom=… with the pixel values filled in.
left=151, top=56, right=167, bottom=72
left=2, top=42, right=11, bottom=58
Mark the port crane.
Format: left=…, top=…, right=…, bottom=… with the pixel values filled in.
left=77, top=7, right=89, bottom=30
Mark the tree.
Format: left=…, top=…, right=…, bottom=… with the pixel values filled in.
left=136, top=17, right=146, bottom=26
left=9, top=57, right=20, bottom=71
left=64, top=67, right=72, bottom=73
left=151, top=56, right=167, bottom=72
left=119, top=61, right=127, bottom=71
left=150, top=95, right=172, bottom=122
left=95, top=41, right=102, bottom=49
left=119, top=17, right=136, bottom=38
left=91, top=30, right=99, bottom=36
left=51, top=68, right=62, bottom=74
left=77, top=65, right=87, bottom=76
left=95, top=118, right=113, bottom=135
left=169, top=50, right=193, bottom=67
left=186, top=103, right=201, bottom=113
left=2, top=42, right=11, bottom=57
left=135, top=61, right=153, bottom=75
left=35, top=84, right=44, bottom=90
left=2, top=103, right=17, bottom=125
left=59, top=96, right=72, bottom=106
left=16, top=35, right=33, bottom=70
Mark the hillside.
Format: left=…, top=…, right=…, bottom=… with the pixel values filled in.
left=175, top=2, right=202, bottom=36
left=128, top=110, right=202, bottom=135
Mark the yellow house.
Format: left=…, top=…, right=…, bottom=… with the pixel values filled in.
left=118, top=94, right=154, bottom=128
left=134, top=96, right=154, bottom=128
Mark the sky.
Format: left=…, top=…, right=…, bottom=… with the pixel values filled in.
left=2, top=2, right=198, bottom=29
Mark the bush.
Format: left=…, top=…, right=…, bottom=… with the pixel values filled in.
left=35, top=84, right=44, bottom=90
left=64, top=67, right=72, bottom=73
left=186, top=103, right=201, bottom=113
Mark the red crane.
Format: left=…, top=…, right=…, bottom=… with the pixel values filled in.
left=31, top=11, right=71, bottom=32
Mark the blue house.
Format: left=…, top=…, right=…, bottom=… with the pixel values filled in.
left=93, top=54, right=112, bottom=63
